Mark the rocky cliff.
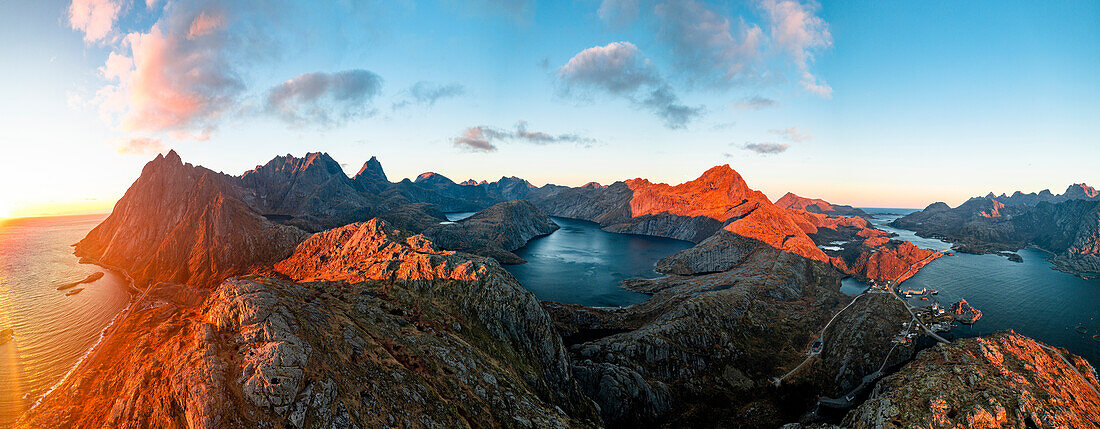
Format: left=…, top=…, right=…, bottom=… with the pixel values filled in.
left=843, top=331, right=1100, bottom=428
left=74, top=151, right=309, bottom=288
left=423, top=200, right=560, bottom=264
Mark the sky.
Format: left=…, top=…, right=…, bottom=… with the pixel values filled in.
left=0, top=0, right=1097, bottom=218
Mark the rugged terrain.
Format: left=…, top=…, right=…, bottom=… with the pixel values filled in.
left=21, top=219, right=599, bottom=428
left=33, top=151, right=1100, bottom=428
left=423, top=200, right=560, bottom=264
left=843, top=331, right=1100, bottom=428
left=892, top=197, right=1100, bottom=275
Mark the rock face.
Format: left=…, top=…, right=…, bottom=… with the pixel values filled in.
left=74, top=151, right=309, bottom=288
left=891, top=198, right=1100, bottom=275
left=843, top=331, right=1100, bottom=428
left=775, top=192, right=871, bottom=218
left=423, top=200, right=560, bottom=264
left=21, top=218, right=600, bottom=428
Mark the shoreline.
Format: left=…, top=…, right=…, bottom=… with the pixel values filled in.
left=26, top=259, right=140, bottom=416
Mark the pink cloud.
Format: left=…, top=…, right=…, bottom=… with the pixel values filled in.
left=114, top=136, right=167, bottom=155
left=187, top=11, right=225, bottom=39
left=69, top=0, right=123, bottom=43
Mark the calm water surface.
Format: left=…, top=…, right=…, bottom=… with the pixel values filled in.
left=0, top=214, right=131, bottom=427
left=446, top=213, right=693, bottom=307
left=851, top=209, right=1100, bottom=366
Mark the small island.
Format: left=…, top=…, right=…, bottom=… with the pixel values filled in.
left=57, top=271, right=104, bottom=291
left=951, top=299, right=983, bottom=324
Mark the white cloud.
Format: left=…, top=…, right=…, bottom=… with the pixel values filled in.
left=558, top=41, right=702, bottom=128
left=69, top=0, right=123, bottom=43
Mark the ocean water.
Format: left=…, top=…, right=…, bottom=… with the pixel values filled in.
left=854, top=210, right=1100, bottom=366
left=0, top=214, right=132, bottom=427
left=494, top=216, right=694, bottom=307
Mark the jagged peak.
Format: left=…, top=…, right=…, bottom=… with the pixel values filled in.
left=354, top=156, right=388, bottom=182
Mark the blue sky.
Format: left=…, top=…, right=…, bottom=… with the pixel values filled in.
left=0, top=0, right=1098, bottom=217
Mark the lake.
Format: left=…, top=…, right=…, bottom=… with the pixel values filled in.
left=445, top=213, right=694, bottom=307
left=850, top=209, right=1100, bottom=366
left=0, top=214, right=132, bottom=427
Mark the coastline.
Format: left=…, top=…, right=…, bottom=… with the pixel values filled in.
left=25, top=259, right=139, bottom=417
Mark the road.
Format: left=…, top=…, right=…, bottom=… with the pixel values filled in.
left=773, top=251, right=948, bottom=387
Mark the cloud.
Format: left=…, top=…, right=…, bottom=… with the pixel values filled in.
left=264, top=69, right=383, bottom=126
left=69, top=0, right=123, bottom=43
left=742, top=141, right=789, bottom=154
left=730, top=95, right=776, bottom=111
left=114, top=136, right=166, bottom=154
left=598, top=0, right=640, bottom=26
left=392, top=81, right=465, bottom=110
left=654, top=0, right=764, bottom=87
left=453, top=121, right=595, bottom=152
left=85, top=1, right=397, bottom=140
left=558, top=41, right=702, bottom=128
left=769, top=126, right=811, bottom=142
left=187, top=10, right=225, bottom=39
left=758, top=0, right=833, bottom=97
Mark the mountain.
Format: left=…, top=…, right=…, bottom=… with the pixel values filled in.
left=774, top=192, right=871, bottom=218
left=351, top=156, right=390, bottom=194
left=74, top=151, right=308, bottom=288
left=51, top=150, right=1095, bottom=428
left=23, top=218, right=600, bottom=427
left=891, top=197, right=1100, bottom=275
left=240, top=152, right=377, bottom=231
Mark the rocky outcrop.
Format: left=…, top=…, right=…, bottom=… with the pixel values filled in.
left=22, top=218, right=600, bottom=428
left=775, top=192, right=871, bottom=218
left=74, top=151, right=308, bottom=288
left=423, top=200, right=560, bottom=264
left=843, top=331, right=1100, bottom=428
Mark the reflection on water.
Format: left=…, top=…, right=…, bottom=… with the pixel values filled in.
left=0, top=214, right=131, bottom=427
left=502, top=217, right=694, bottom=307
left=855, top=210, right=1100, bottom=366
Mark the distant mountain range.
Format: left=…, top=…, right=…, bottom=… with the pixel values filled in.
left=891, top=186, right=1100, bottom=275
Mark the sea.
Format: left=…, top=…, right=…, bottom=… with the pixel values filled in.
left=0, top=214, right=132, bottom=427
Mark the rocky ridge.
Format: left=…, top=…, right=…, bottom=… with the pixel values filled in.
left=843, top=331, right=1100, bottom=428
left=21, top=218, right=600, bottom=428
left=423, top=200, right=560, bottom=264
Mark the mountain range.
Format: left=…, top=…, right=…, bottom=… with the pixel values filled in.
left=20, top=151, right=1099, bottom=428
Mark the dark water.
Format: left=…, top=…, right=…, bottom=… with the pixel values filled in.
left=851, top=209, right=1100, bottom=366
left=0, top=214, right=132, bottom=427
left=495, top=216, right=693, bottom=307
